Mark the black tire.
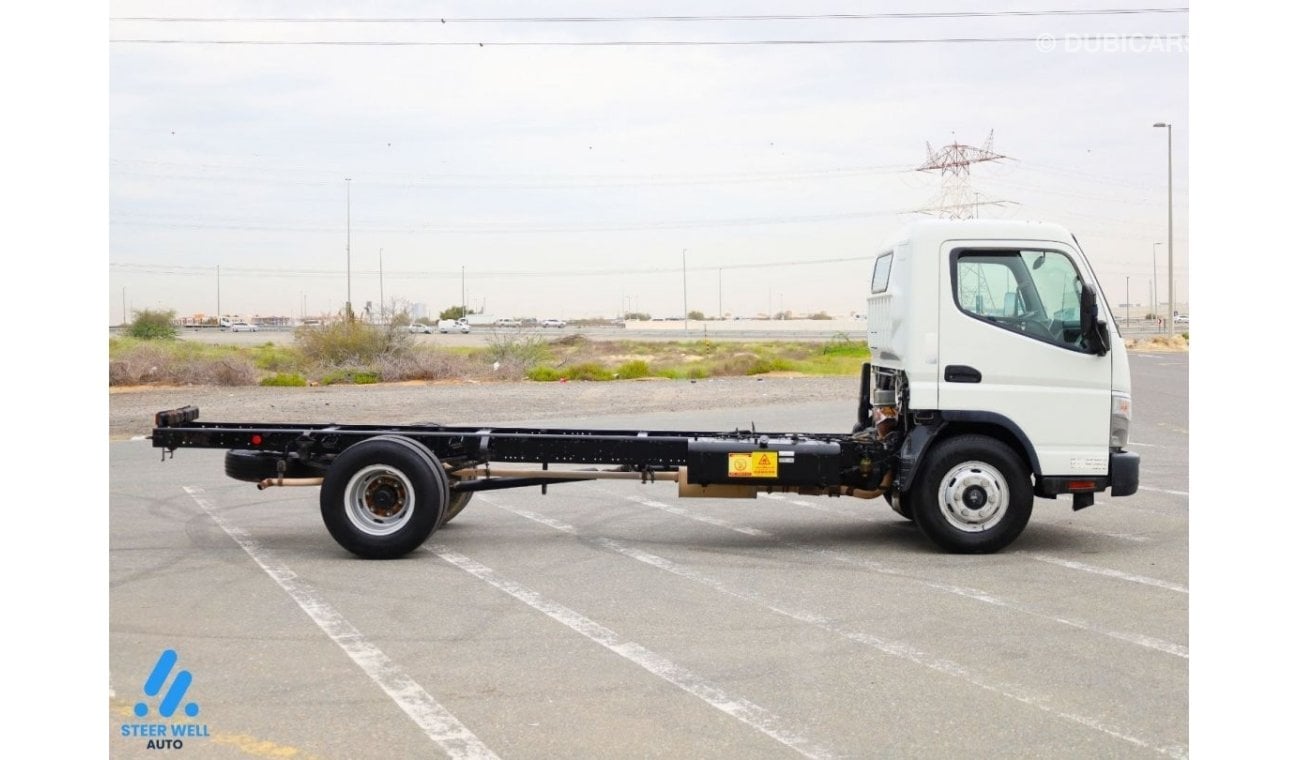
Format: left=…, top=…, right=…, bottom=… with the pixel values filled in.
left=319, top=435, right=448, bottom=559
left=441, top=490, right=473, bottom=526
left=910, top=434, right=1033, bottom=554
left=225, top=450, right=326, bottom=483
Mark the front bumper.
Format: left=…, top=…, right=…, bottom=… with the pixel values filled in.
left=1109, top=450, right=1141, bottom=497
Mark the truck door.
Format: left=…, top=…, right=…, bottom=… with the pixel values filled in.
left=937, top=243, right=1111, bottom=476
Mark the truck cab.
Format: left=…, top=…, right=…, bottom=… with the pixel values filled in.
left=863, top=219, right=1138, bottom=551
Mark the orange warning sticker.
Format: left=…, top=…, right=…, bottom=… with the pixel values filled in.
left=729, top=451, right=777, bottom=478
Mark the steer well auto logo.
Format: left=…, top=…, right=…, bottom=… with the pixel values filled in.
left=120, top=649, right=210, bottom=749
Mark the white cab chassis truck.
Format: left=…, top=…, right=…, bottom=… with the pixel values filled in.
left=860, top=219, right=1138, bottom=551
left=150, top=219, right=1138, bottom=558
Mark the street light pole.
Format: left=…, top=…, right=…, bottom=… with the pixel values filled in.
left=216, top=265, right=221, bottom=322
left=378, top=248, right=384, bottom=323
left=1125, top=276, right=1130, bottom=327
left=1152, top=241, right=1161, bottom=321
left=1153, top=123, right=1174, bottom=335
left=345, top=177, right=353, bottom=321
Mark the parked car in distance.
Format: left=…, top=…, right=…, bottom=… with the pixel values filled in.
left=494, top=318, right=522, bottom=328
left=407, top=322, right=434, bottom=334
left=1173, top=314, right=1189, bottom=324
left=229, top=322, right=259, bottom=333
left=540, top=318, right=566, bottom=328
left=437, top=318, right=471, bottom=334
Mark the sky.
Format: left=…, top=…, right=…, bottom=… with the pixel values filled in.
left=106, top=0, right=1189, bottom=323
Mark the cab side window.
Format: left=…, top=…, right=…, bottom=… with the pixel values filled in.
left=952, top=249, right=1086, bottom=350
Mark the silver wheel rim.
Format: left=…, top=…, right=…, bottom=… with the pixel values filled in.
left=937, top=460, right=1009, bottom=532
left=344, top=464, right=416, bottom=536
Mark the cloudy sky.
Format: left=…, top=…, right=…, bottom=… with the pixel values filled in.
left=107, top=1, right=1189, bottom=323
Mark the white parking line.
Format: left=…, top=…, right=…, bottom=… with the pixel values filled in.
left=613, top=490, right=1185, bottom=656
left=426, top=544, right=837, bottom=760
left=1025, top=554, right=1188, bottom=594
left=1140, top=486, right=1190, bottom=497
left=758, top=491, right=892, bottom=521
left=485, top=497, right=1185, bottom=757
left=182, top=486, right=500, bottom=760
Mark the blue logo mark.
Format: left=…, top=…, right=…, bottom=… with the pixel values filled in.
left=134, top=649, right=199, bottom=718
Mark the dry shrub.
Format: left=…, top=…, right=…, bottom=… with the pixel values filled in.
left=1126, top=335, right=1189, bottom=352
left=295, top=321, right=412, bottom=365
left=375, top=350, right=480, bottom=381
left=109, top=343, right=171, bottom=385
left=485, top=331, right=551, bottom=375
left=193, top=357, right=259, bottom=386
left=550, top=334, right=590, bottom=348
left=108, top=343, right=258, bottom=386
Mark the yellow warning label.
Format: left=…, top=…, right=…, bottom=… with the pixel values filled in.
left=729, top=451, right=778, bottom=478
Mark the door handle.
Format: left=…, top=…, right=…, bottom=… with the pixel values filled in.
left=944, top=365, right=982, bottom=383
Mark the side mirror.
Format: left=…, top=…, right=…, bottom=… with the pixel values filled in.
left=1080, top=284, right=1110, bottom=356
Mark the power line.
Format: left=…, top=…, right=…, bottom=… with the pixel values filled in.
left=109, top=159, right=913, bottom=189
left=110, top=35, right=1188, bottom=47
left=109, top=254, right=878, bottom=280
left=112, top=9, right=1190, bottom=24
left=109, top=207, right=906, bottom=234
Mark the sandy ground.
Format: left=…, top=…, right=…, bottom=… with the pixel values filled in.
left=110, top=375, right=861, bottom=440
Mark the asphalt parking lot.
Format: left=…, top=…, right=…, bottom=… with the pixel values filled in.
left=108, top=352, right=1188, bottom=759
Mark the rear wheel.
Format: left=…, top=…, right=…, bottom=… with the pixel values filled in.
left=319, top=435, right=448, bottom=559
left=441, top=490, right=473, bottom=525
left=911, top=434, right=1032, bottom=553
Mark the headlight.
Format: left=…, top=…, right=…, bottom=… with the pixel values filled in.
left=1110, top=393, right=1132, bottom=448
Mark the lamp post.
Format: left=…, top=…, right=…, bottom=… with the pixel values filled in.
left=1152, top=123, right=1174, bottom=335
left=1152, top=242, right=1161, bottom=323
left=345, top=177, right=353, bottom=321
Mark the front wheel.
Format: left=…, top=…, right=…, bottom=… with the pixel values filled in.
left=884, top=489, right=915, bottom=522
left=320, top=435, right=449, bottom=558
left=911, top=434, right=1033, bottom=554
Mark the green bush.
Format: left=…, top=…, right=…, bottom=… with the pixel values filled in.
left=318, top=369, right=381, bottom=385
left=251, top=342, right=299, bottom=371
left=686, top=365, right=711, bottom=379
left=260, top=373, right=308, bottom=387
left=746, top=357, right=795, bottom=375
left=526, top=366, right=564, bottom=382
left=616, top=360, right=651, bottom=379
left=564, top=362, right=614, bottom=381
left=294, top=321, right=410, bottom=365
left=127, top=309, right=178, bottom=340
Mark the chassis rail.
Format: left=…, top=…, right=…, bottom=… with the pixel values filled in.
left=151, top=405, right=893, bottom=492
